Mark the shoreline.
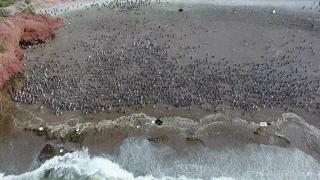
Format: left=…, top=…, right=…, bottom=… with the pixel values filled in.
left=32, top=0, right=320, bottom=16
left=1, top=111, right=320, bottom=175
left=0, top=1, right=320, bottom=178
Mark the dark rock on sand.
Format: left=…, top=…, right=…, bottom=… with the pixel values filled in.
left=37, top=143, right=69, bottom=164
left=186, top=136, right=205, bottom=147
left=37, top=144, right=56, bottom=163
left=273, top=134, right=291, bottom=147
left=154, top=118, right=163, bottom=126
left=147, top=135, right=169, bottom=143
left=64, top=129, right=87, bottom=145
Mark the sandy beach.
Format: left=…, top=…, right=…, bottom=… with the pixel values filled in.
left=17, top=2, right=320, bottom=124
left=0, top=0, right=320, bottom=179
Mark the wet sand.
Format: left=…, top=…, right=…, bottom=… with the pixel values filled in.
left=2, top=111, right=320, bottom=175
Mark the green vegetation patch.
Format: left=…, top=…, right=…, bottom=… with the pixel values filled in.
left=21, top=4, right=36, bottom=14
left=0, top=0, right=13, bottom=8
left=27, top=4, right=36, bottom=14
left=0, top=8, right=9, bottom=17
left=0, top=44, right=7, bottom=53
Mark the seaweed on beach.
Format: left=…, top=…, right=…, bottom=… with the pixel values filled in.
left=0, top=75, right=23, bottom=121
left=147, top=135, right=169, bottom=143
left=20, top=3, right=36, bottom=14
left=0, top=8, right=9, bottom=17
left=0, top=44, right=7, bottom=53
left=30, top=126, right=50, bottom=136
left=0, top=91, right=12, bottom=121
left=24, top=4, right=36, bottom=14
left=64, top=130, right=87, bottom=145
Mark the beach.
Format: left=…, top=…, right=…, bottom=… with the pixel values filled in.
left=0, top=0, right=320, bottom=179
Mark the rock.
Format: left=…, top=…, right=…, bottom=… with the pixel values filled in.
left=37, top=143, right=72, bottom=164
left=0, top=12, right=63, bottom=88
left=154, top=118, right=163, bottom=126
left=37, top=144, right=56, bottom=163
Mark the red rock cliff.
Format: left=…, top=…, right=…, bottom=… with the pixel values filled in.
left=0, top=12, right=63, bottom=88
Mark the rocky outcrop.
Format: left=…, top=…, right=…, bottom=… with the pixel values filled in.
left=0, top=12, right=63, bottom=88
left=37, top=143, right=71, bottom=164
left=37, top=144, right=58, bottom=163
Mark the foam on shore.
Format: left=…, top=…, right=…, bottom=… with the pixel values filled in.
left=1, top=139, right=320, bottom=180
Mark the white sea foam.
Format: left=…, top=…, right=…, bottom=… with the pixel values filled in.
left=1, top=138, right=320, bottom=180
left=0, top=148, right=232, bottom=180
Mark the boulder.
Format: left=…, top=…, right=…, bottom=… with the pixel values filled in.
left=37, top=144, right=56, bottom=163
left=37, top=143, right=70, bottom=164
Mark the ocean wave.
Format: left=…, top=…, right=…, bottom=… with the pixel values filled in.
left=0, top=148, right=232, bottom=180
left=1, top=138, right=320, bottom=180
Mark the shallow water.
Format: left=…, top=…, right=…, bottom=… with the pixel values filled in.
left=1, top=138, right=320, bottom=180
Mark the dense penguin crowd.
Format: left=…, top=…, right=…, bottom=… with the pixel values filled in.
left=12, top=1, right=320, bottom=115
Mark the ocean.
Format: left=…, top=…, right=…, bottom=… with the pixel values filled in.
left=1, top=138, right=320, bottom=180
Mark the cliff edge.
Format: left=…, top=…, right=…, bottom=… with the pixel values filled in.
left=0, top=12, right=63, bottom=88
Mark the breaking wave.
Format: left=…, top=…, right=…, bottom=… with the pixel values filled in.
left=0, top=151, right=214, bottom=180
left=1, top=138, right=320, bottom=180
